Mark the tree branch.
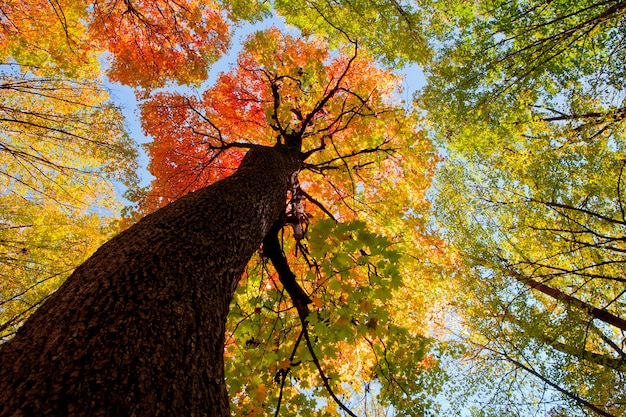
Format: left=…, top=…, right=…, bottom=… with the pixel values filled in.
left=262, top=223, right=311, bottom=320
left=274, top=329, right=304, bottom=417
left=262, top=222, right=357, bottom=417
left=502, top=264, right=626, bottom=331
left=502, top=352, right=618, bottom=417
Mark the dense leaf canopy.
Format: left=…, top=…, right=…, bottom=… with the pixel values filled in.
left=1, top=0, right=624, bottom=415
left=419, top=0, right=626, bottom=415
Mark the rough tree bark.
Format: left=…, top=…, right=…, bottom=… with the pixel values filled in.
left=0, top=145, right=301, bottom=417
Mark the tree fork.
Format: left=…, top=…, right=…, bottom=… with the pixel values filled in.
left=0, top=145, right=301, bottom=417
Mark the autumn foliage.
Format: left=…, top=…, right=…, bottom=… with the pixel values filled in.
left=0, top=0, right=245, bottom=89
left=2, top=2, right=447, bottom=416
left=140, top=28, right=416, bottom=211
left=135, top=28, right=451, bottom=415
left=3, top=0, right=622, bottom=415
left=90, top=0, right=231, bottom=89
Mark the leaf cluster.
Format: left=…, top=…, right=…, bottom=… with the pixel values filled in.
left=226, top=219, right=447, bottom=416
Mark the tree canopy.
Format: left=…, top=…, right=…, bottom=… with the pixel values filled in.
left=135, top=27, right=449, bottom=415
left=0, top=0, right=624, bottom=415
left=418, top=0, right=626, bottom=415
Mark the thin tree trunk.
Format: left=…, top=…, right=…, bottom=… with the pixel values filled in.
left=0, top=145, right=301, bottom=417
left=505, top=268, right=626, bottom=331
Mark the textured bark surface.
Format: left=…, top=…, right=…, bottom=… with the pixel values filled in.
left=0, top=145, right=301, bottom=417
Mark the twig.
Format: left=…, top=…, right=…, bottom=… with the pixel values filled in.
left=274, top=329, right=304, bottom=417
left=299, top=188, right=337, bottom=221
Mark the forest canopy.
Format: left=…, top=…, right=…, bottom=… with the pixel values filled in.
left=0, top=0, right=624, bottom=415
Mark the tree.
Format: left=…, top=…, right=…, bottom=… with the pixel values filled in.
left=418, top=0, right=626, bottom=414
left=0, top=0, right=258, bottom=339
left=14, top=0, right=624, bottom=414
left=0, top=144, right=300, bottom=416
left=134, top=28, right=451, bottom=415
left=0, top=27, right=451, bottom=416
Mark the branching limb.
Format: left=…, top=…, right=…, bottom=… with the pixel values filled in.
left=530, top=198, right=626, bottom=226
left=263, top=223, right=311, bottom=319
left=312, top=138, right=396, bottom=169
left=262, top=222, right=357, bottom=417
left=184, top=98, right=256, bottom=151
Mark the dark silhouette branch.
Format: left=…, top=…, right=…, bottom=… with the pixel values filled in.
left=501, top=351, right=618, bottom=417
left=262, top=223, right=311, bottom=319
left=300, top=322, right=358, bottom=417
left=262, top=222, right=357, bottom=417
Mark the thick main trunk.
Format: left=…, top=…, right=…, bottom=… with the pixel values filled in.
left=0, top=145, right=300, bottom=417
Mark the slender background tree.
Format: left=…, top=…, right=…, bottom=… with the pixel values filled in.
left=419, top=0, right=626, bottom=415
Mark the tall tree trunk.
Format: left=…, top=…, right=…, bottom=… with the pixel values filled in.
left=0, top=145, right=301, bottom=417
